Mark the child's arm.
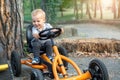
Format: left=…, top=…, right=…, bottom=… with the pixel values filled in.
left=32, top=27, right=40, bottom=39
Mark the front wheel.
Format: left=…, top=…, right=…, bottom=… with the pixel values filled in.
left=11, top=51, right=21, bottom=77
left=30, top=69, right=44, bottom=80
left=89, top=59, right=109, bottom=80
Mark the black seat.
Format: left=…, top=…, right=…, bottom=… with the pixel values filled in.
left=26, top=24, right=45, bottom=54
left=26, top=24, right=34, bottom=52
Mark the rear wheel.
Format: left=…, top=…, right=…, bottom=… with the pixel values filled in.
left=30, top=69, right=44, bottom=80
left=89, top=59, right=109, bottom=80
left=11, top=51, right=21, bottom=77
left=58, top=46, right=68, bottom=69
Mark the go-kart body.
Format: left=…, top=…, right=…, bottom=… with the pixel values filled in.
left=11, top=25, right=109, bottom=80
left=21, top=45, right=92, bottom=80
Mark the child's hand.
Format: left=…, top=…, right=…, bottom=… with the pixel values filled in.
left=33, top=34, right=40, bottom=39
left=60, top=28, right=64, bottom=34
left=51, top=28, right=64, bottom=34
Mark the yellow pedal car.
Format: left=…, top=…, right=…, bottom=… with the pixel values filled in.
left=11, top=25, right=109, bottom=80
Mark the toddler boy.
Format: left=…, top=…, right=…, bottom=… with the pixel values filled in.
left=31, top=9, right=53, bottom=64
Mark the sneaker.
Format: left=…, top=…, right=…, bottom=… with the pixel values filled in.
left=49, top=72, right=54, bottom=79
left=48, top=56, right=53, bottom=62
left=32, top=58, right=40, bottom=64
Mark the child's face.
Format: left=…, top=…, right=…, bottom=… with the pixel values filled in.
left=32, top=14, right=45, bottom=29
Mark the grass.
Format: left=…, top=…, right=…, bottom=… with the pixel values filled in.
left=56, top=14, right=75, bottom=22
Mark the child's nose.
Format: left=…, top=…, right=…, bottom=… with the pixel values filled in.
left=34, top=22, right=38, bottom=24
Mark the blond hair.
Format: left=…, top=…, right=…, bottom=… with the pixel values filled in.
left=31, top=9, right=46, bottom=19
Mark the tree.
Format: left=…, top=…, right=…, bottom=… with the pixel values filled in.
left=80, top=0, right=84, bottom=18
left=30, top=0, right=37, bottom=11
left=94, top=0, right=97, bottom=18
left=118, top=0, right=120, bottom=18
left=74, top=0, right=79, bottom=20
left=0, top=0, right=24, bottom=58
left=59, top=0, right=73, bottom=17
left=40, top=0, right=60, bottom=23
left=112, top=0, right=117, bottom=19
left=98, top=0, right=103, bottom=19
left=0, top=0, right=23, bottom=79
left=86, top=0, right=92, bottom=19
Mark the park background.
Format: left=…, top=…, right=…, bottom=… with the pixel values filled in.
left=0, top=0, right=120, bottom=80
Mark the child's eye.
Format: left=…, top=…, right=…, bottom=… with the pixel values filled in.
left=32, top=21, right=35, bottom=23
left=37, top=21, right=40, bottom=22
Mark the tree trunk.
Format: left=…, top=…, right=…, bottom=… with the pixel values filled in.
left=118, top=0, right=120, bottom=18
left=0, top=0, right=24, bottom=59
left=0, top=0, right=23, bottom=79
left=30, top=0, right=37, bottom=11
left=86, top=0, right=92, bottom=19
left=60, top=6, right=64, bottom=17
left=74, top=0, right=79, bottom=20
left=40, top=0, right=48, bottom=22
left=98, top=0, right=103, bottom=19
left=94, top=0, right=97, bottom=18
left=33, top=0, right=37, bottom=9
left=80, top=0, right=84, bottom=18
left=112, top=0, right=116, bottom=19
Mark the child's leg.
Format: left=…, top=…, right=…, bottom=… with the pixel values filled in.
left=44, top=40, right=53, bottom=58
left=31, top=39, right=42, bottom=58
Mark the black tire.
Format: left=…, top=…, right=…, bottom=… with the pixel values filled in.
left=11, top=51, right=21, bottom=77
left=30, top=69, right=44, bottom=80
left=58, top=46, right=68, bottom=69
left=89, top=59, right=109, bottom=80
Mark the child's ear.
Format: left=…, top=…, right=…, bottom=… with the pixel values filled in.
left=44, top=18, right=46, bottom=22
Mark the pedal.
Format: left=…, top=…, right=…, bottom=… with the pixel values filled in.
left=83, top=69, right=88, bottom=73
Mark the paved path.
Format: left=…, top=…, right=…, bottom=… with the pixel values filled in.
left=69, top=57, right=120, bottom=80
left=77, top=24, right=120, bottom=40
left=60, top=23, right=120, bottom=40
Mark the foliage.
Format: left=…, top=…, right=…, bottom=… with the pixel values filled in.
left=59, top=0, right=73, bottom=8
left=23, top=0, right=63, bottom=23
left=23, top=0, right=120, bottom=23
left=40, top=0, right=62, bottom=23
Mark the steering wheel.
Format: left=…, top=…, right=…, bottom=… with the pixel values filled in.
left=39, top=28, right=61, bottom=40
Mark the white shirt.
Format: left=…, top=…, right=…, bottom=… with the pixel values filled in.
left=32, top=23, right=53, bottom=43
left=32, top=23, right=53, bottom=34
